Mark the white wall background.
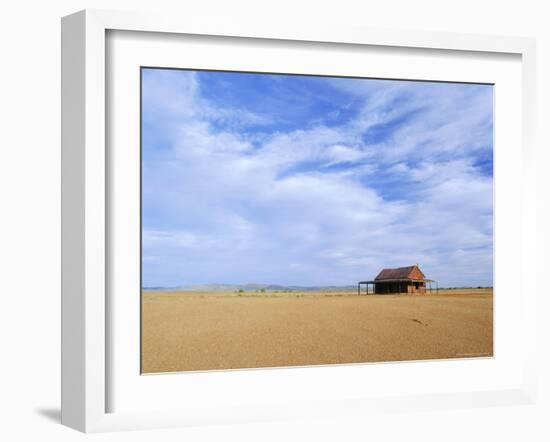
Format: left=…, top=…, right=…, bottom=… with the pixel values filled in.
left=0, top=1, right=548, bottom=441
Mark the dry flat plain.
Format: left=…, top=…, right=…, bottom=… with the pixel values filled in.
left=141, top=288, right=493, bottom=373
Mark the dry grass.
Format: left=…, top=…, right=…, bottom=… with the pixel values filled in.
left=141, top=288, right=493, bottom=373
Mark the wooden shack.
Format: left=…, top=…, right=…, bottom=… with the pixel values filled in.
left=358, top=265, right=437, bottom=295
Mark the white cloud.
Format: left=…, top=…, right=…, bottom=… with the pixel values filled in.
left=142, top=71, right=493, bottom=287
left=321, top=144, right=369, bottom=166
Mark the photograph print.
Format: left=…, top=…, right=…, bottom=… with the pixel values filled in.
left=141, top=67, right=493, bottom=373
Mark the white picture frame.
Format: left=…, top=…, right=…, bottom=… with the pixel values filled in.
left=61, top=9, right=538, bottom=433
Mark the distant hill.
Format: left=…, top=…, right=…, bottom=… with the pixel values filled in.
left=142, top=283, right=357, bottom=292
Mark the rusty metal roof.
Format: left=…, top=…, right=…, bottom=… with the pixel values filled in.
left=359, top=279, right=434, bottom=284
left=374, top=265, right=426, bottom=281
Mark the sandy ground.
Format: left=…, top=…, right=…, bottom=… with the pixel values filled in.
left=141, top=289, right=493, bottom=373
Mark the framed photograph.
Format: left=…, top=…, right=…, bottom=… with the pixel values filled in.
left=61, top=9, right=538, bottom=432
left=139, top=67, right=495, bottom=374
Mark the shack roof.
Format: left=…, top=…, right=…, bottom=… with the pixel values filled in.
left=375, top=265, right=426, bottom=281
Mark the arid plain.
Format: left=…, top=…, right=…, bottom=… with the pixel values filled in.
left=141, top=288, right=493, bottom=373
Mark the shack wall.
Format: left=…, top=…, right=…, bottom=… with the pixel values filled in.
left=374, top=281, right=427, bottom=294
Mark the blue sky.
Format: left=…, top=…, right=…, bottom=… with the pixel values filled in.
left=141, top=68, right=493, bottom=288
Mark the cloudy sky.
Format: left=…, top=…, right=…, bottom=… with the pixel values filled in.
left=141, top=68, right=493, bottom=288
